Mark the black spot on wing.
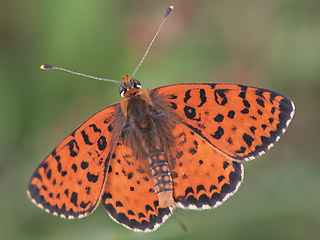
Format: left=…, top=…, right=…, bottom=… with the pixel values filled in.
left=269, top=118, right=274, bottom=124
left=211, top=127, right=224, bottom=140
left=184, top=106, right=200, bottom=121
left=168, top=94, right=178, bottom=99
left=71, top=164, right=77, bottom=173
left=238, top=91, right=246, bottom=99
left=185, top=187, right=194, bottom=197
left=243, top=133, right=254, bottom=147
left=256, top=98, right=265, bottom=107
left=198, top=89, right=207, bottom=107
left=103, top=192, right=112, bottom=199
left=210, top=185, right=217, bottom=192
left=218, top=175, right=225, bottom=183
left=243, top=99, right=250, bottom=108
left=169, top=102, right=177, bottom=109
left=214, top=114, right=224, bottom=122
left=128, top=210, right=135, bottom=216
left=235, top=146, right=246, bottom=154
left=97, top=136, right=107, bottom=151
left=87, top=172, right=99, bottom=183
left=108, top=124, right=114, bottom=132
left=183, top=90, right=191, bottom=103
left=223, top=161, right=230, bottom=169
left=249, top=126, right=257, bottom=135
left=197, top=185, right=205, bottom=193
left=241, top=108, right=249, bottom=114
left=81, top=130, right=94, bottom=146
left=228, top=111, right=235, bottom=119
left=80, top=201, right=90, bottom=209
left=214, top=89, right=228, bottom=106
left=46, top=169, right=52, bottom=179
left=67, top=139, right=79, bottom=157
left=127, top=172, right=133, bottom=179
left=81, top=161, right=89, bottom=170
left=145, top=204, right=154, bottom=213
left=70, top=192, right=78, bottom=207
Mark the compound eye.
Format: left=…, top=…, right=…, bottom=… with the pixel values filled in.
left=119, top=85, right=126, bottom=97
left=132, top=79, right=141, bottom=89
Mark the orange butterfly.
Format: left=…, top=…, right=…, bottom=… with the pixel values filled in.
left=27, top=6, right=295, bottom=232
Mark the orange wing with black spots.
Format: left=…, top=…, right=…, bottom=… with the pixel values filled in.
left=150, top=83, right=295, bottom=161
left=102, top=135, right=172, bottom=232
left=169, top=123, right=243, bottom=209
left=27, top=103, right=124, bottom=219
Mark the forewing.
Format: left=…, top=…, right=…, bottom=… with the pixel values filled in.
left=102, top=135, right=172, bottom=232
left=151, top=83, right=295, bottom=161
left=28, top=103, right=123, bottom=219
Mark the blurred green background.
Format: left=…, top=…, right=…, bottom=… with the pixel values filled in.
left=1, top=0, right=319, bottom=239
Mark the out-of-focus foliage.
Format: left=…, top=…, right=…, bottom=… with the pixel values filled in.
left=0, top=0, right=319, bottom=239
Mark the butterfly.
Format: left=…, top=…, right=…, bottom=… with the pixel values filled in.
left=27, top=6, right=295, bottom=232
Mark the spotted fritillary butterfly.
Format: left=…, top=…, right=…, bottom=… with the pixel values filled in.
left=27, top=6, right=295, bottom=232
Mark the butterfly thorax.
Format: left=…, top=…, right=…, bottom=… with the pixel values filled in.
left=120, top=80, right=175, bottom=208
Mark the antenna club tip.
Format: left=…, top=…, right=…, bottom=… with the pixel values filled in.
left=40, top=64, right=53, bottom=70
left=165, top=6, right=174, bottom=17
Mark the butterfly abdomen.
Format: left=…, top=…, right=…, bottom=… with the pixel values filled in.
left=148, top=144, right=174, bottom=208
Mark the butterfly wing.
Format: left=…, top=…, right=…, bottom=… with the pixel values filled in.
left=27, top=103, right=124, bottom=219
left=150, top=83, right=295, bottom=161
left=102, top=134, right=172, bottom=232
left=170, top=123, right=243, bottom=209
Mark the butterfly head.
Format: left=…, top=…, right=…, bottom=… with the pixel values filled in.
left=119, top=74, right=142, bottom=98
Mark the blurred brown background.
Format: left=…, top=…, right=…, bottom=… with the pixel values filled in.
left=0, top=0, right=319, bottom=239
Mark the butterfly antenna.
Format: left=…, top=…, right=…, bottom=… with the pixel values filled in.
left=131, top=6, right=174, bottom=79
left=40, top=64, right=122, bottom=84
